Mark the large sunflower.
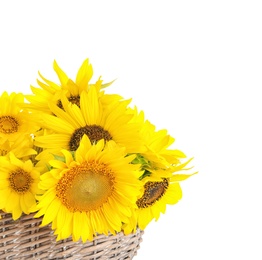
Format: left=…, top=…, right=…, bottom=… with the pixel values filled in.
left=0, top=92, right=39, bottom=144
left=25, top=59, right=118, bottom=114
left=0, top=153, right=41, bottom=220
left=35, top=135, right=143, bottom=242
left=34, top=86, right=144, bottom=158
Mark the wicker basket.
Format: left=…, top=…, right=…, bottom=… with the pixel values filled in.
left=0, top=212, right=144, bottom=260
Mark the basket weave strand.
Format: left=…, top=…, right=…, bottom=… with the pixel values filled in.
left=0, top=212, right=143, bottom=260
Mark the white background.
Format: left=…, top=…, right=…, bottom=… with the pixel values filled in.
left=1, top=1, right=262, bottom=259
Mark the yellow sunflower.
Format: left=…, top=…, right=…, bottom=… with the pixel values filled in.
left=25, top=59, right=118, bottom=114
left=0, top=153, right=41, bottom=220
left=34, top=86, right=144, bottom=156
left=123, top=170, right=194, bottom=234
left=130, top=109, right=187, bottom=171
left=0, top=91, right=39, bottom=144
left=0, top=135, right=36, bottom=159
left=35, top=135, right=143, bottom=242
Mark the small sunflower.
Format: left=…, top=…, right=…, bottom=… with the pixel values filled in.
left=122, top=109, right=196, bottom=233
left=34, top=86, right=144, bottom=156
left=35, top=135, right=143, bottom=242
left=123, top=171, right=193, bottom=233
left=0, top=91, right=39, bottom=144
left=130, top=109, right=187, bottom=171
left=0, top=135, right=36, bottom=159
left=25, top=59, right=117, bottom=114
left=0, top=153, right=41, bottom=220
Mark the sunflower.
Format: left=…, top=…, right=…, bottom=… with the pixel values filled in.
left=0, top=153, right=41, bottom=220
left=0, top=135, right=36, bottom=159
left=123, top=170, right=194, bottom=233
left=35, top=135, right=143, bottom=242
left=34, top=86, right=144, bottom=157
left=25, top=59, right=118, bottom=114
left=0, top=91, right=39, bottom=144
left=129, top=109, right=186, bottom=172
left=122, top=109, right=196, bottom=233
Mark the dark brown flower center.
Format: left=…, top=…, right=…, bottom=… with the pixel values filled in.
left=57, top=95, right=80, bottom=109
left=9, top=169, right=33, bottom=194
left=136, top=179, right=169, bottom=208
left=0, top=116, right=19, bottom=134
left=69, top=125, right=112, bottom=151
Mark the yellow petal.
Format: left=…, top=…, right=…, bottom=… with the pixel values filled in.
left=42, top=199, right=61, bottom=226
left=79, top=212, right=93, bottom=242
left=53, top=60, right=69, bottom=86
left=171, top=173, right=196, bottom=182
left=12, top=205, right=23, bottom=220
left=75, top=59, right=93, bottom=92
left=80, top=88, right=101, bottom=125
left=23, top=192, right=36, bottom=209
left=5, top=192, right=19, bottom=212
left=41, top=114, right=75, bottom=134
left=72, top=211, right=82, bottom=241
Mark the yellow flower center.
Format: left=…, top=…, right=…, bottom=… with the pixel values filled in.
left=69, top=125, right=112, bottom=151
left=57, top=95, right=80, bottom=109
left=0, top=116, right=19, bottom=134
left=9, top=169, right=33, bottom=194
left=56, top=161, right=114, bottom=212
left=136, top=179, right=169, bottom=208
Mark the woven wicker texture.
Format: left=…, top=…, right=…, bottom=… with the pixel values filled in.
left=0, top=212, right=144, bottom=260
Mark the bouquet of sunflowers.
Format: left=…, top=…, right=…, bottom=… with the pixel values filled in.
left=0, top=59, right=195, bottom=257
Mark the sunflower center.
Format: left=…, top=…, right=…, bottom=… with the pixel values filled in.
left=57, top=95, right=80, bottom=109
left=56, top=161, right=114, bottom=212
left=69, top=125, right=112, bottom=151
left=0, top=116, right=19, bottom=134
left=9, top=169, right=33, bottom=194
left=136, top=179, right=169, bottom=208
